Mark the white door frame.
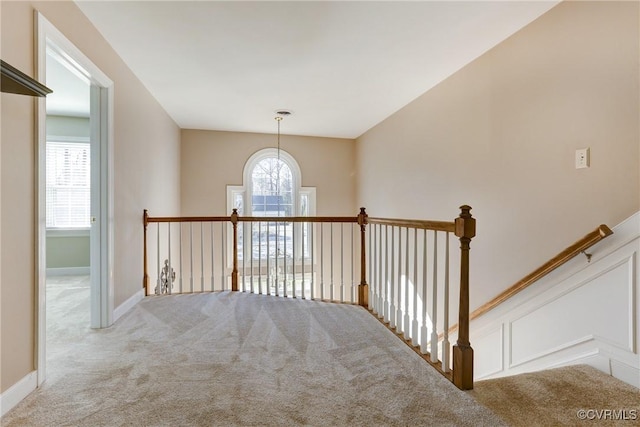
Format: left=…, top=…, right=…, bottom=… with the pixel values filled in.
left=35, top=12, right=115, bottom=386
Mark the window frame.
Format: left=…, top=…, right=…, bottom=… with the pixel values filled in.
left=227, top=148, right=315, bottom=265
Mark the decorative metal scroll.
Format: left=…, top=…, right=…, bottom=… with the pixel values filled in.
left=156, top=259, right=176, bottom=295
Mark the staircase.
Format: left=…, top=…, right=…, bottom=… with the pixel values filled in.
left=470, top=365, right=639, bottom=426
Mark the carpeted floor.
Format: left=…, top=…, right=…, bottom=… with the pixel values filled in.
left=471, top=364, right=640, bottom=426
left=2, top=282, right=504, bottom=426
left=5, top=277, right=636, bottom=426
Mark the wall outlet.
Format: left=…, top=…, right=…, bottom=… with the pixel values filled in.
left=575, top=148, right=590, bottom=169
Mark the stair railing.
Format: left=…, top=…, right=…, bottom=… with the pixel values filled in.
left=143, top=205, right=474, bottom=389
left=366, top=205, right=475, bottom=390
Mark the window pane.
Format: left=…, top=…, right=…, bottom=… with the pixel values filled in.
left=46, top=141, right=90, bottom=228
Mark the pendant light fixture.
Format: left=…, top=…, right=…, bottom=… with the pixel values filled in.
left=274, top=110, right=291, bottom=217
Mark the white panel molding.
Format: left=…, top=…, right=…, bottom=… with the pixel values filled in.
left=0, top=371, right=37, bottom=417
left=508, top=253, right=635, bottom=368
left=508, top=334, right=596, bottom=369
left=470, top=211, right=639, bottom=388
left=626, top=250, right=637, bottom=354
left=474, top=323, right=504, bottom=379
left=113, top=288, right=144, bottom=323
left=610, top=358, right=640, bottom=389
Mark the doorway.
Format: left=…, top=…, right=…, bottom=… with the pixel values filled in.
left=36, top=12, right=114, bottom=386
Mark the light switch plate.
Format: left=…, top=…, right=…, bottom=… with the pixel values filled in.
left=575, top=148, right=590, bottom=169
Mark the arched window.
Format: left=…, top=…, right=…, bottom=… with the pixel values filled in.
left=228, top=148, right=315, bottom=261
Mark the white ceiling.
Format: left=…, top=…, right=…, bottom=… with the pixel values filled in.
left=67, top=1, right=559, bottom=139
left=46, top=49, right=90, bottom=118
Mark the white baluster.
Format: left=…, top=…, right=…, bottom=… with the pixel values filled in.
left=302, top=221, right=306, bottom=300
left=412, top=228, right=419, bottom=346
left=340, top=223, right=344, bottom=303
left=156, top=224, right=160, bottom=294
left=220, top=222, right=225, bottom=290
left=420, top=229, right=429, bottom=354
left=377, top=224, right=382, bottom=313
left=383, top=225, right=389, bottom=323
left=200, top=222, right=204, bottom=292
left=403, top=227, right=410, bottom=340
left=179, top=222, right=183, bottom=293
left=320, top=223, right=325, bottom=300
left=211, top=222, right=215, bottom=292
left=250, top=222, right=254, bottom=293
left=442, top=232, right=451, bottom=372
left=276, top=221, right=280, bottom=297
left=389, top=226, right=396, bottom=329
left=258, top=222, right=262, bottom=294
left=396, top=226, right=403, bottom=333
left=330, top=223, right=334, bottom=302
left=430, top=231, right=439, bottom=363
left=310, top=222, right=314, bottom=300
left=189, top=222, right=194, bottom=293
left=168, top=222, right=172, bottom=295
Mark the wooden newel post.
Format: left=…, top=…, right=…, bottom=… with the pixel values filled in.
left=231, top=209, right=239, bottom=291
left=143, top=209, right=149, bottom=296
left=453, top=205, right=475, bottom=390
left=357, top=207, right=369, bottom=307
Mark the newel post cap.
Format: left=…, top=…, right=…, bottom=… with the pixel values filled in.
left=357, top=207, right=368, bottom=225
left=455, top=205, right=476, bottom=239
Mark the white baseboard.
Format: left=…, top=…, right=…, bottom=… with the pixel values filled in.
left=0, top=371, right=37, bottom=417
left=46, top=266, right=90, bottom=276
left=113, top=288, right=144, bottom=323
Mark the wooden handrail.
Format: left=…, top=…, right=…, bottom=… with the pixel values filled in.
left=446, top=224, right=613, bottom=336
left=146, top=215, right=232, bottom=223
left=239, top=216, right=358, bottom=223
left=368, top=217, right=455, bottom=232
left=145, top=215, right=359, bottom=224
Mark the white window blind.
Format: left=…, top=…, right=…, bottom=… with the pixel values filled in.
left=46, top=140, right=90, bottom=228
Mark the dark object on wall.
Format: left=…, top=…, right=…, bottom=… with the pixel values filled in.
left=1, top=60, right=52, bottom=97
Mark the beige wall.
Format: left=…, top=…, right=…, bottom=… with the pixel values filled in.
left=356, top=1, right=639, bottom=313
left=181, top=130, right=356, bottom=216
left=1, top=1, right=180, bottom=393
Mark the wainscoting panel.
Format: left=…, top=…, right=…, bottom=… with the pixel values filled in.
left=473, top=324, right=504, bottom=379
left=469, top=212, right=639, bottom=388
left=509, top=255, right=633, bottom=367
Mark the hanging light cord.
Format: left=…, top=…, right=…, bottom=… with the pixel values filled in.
left=275, top=116, right=282, bottom=217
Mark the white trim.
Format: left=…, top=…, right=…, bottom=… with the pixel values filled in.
left=113, top=289, right=145, bottom=323
left=46, top=228, right=90, bottom=237
left=35, top=11, right=115, bottom=390
left=46, top=267, right=90, bottom=276
left=242, top=147, right=302, bottom=203
left=46, top=135, right=89, bottom=143
left=0, top=371, right=37, bottom=417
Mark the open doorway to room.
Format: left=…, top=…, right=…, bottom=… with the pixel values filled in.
left=43, top=47, right=92, bottom=381
left=36, top=12, right=114, bottom=386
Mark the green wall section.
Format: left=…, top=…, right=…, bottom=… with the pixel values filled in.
left=46, top=233, right=90, bottom=268
left=46, top=115, right=90, bottom=138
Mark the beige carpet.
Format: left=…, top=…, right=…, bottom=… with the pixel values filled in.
left=2, top=289, right=504, bottom=426
left=471, top=364, right=640, bottom=426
